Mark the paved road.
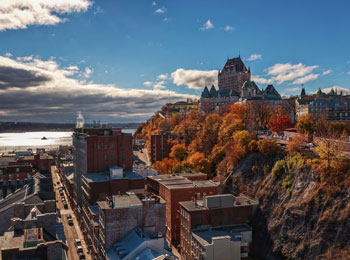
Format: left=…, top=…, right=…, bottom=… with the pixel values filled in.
left=52, top=166, right=91, bottom=260
left=133, top=148, right=151, bottom=166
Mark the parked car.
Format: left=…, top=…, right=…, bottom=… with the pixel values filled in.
left=76, top=246, right=83, bottom=253
left=75, top=239, right=82, bottom=246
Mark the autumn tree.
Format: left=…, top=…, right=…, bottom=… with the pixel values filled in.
left=152, top=158, right=179, bottom=174
left=169, top=144, right=188, bottom=161
left=218, top=115, right=245, bottom=144
left=190, top=113, right=222, bottom=155
left=226, top=130, right=255, bottom=168
left=296, top=114, right=316, bottom=135
left=187, top=152, right=211, bottom=174
left=247, top=102, right=272, bottom=130
left=268, top=114, right=293, bottom=132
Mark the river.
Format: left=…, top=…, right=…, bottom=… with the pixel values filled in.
left=0, top=129, right=136, bottom=153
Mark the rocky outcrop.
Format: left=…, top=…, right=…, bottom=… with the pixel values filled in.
left=228, top=153, right=350, bottom=260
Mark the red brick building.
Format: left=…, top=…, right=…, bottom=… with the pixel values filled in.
left=15, top=153, right=53, bottom=173
left=179, top=194, right=258, bottom=259
left=0, top=164, right=36, bottom=181
left=73, top=127, right=133, bottom=205
left=146, top=173, right=219, bottom=247
left=151, top=133, right=169, bottom=164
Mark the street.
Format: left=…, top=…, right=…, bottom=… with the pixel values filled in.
left=51, top=166, right=91, bottom=260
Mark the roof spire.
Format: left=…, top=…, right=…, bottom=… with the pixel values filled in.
left=238, top=51, right=240, bottom=58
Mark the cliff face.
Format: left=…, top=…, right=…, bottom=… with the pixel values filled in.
left=227, top=153, right=350, bottom=260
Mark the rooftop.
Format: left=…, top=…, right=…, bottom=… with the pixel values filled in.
left=179, top=194, right=258, bottom=212
left=192, top=224, right=252, bottom=246
left=147, top=174, right=217, bottom=190
left=112, top=192, right=142, bottom=209
left=83, top=170, right=143, bottom=183
left=107, top=227, right=175, bottom=260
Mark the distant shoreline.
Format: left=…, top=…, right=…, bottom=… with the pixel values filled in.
left=0, top=122, right=140, bottom=133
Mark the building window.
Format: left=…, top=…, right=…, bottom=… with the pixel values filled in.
left=97, top=144, right=100, bottom=150
left=111, top=154, right=115, bottom=161
left=104, top=154, right=108, bottom=161
left=104, top=144, right=108, bottom=150
left=0, top=169, right=3, bottom=174
left=16, top=168, right=20, bottom=173
left=110, top=143, right=114, bottom=149
left=122, top=154, right=126, bottom=160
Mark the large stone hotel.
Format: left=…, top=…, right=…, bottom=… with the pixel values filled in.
left=199, top=56, right=290, bottom=115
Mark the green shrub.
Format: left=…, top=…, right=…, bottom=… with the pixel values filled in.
left=272, top=160, right=286, bottom=178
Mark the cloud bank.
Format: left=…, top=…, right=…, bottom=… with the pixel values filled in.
left=0, top=55, right=196, bottom=122
left=0, top=0, right=92, bottom=31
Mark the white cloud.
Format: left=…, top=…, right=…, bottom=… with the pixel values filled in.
left=163, top=17, right=171, bottom=23
left=251, top=75, right=274, bottom=85
left=291, top=74, right=319, bottom=85
left=266, top=63, right=319, bottom=85
left=82, top=67, right=93, bottom=78
left=156, top=73, right=168, bottom=81
left=0, top=55, right=196, bottom=122
left=4, top=52, right=12, bottom=57
left=322, top=69, right=332, bottom=75
left=347, top=61, right=350, bottom=64
left=0, top=0, right=92, bottom=31
left=200, top=20, right=214, bottom=30
left=143, top=81, right=153, bottom=87
left=152, top=1, right=156, bottom=6
left=171, top=69, right=218, bottom=89
left=154, top=7, right=166, bottom=14
left=153, top=81, right=166, bottom=90
left=251, top=62, right=320, bottom=86
left=285, top=87, right=301, bottom=92
left=224, top=25, right=234, bottom=32
left=247, top=54, right=262, bottom=61
left=347, top=71, right=350, bottom=75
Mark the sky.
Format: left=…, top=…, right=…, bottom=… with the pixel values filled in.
left=1, top=0, right=350, bottom=123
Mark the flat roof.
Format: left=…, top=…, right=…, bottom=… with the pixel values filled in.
left=163, top=180, right=219, bottom=190
left=83, top=170, right=143, bottom=183
left=112, top=193, right=142, bottom=208
left=179, top=194, right=258, bottom=211
left=148, top=174, right=218, bottom=189
left=192, top=224, right=252, bottom=246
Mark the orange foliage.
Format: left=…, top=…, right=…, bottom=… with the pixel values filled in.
left=268, top=114, right=293, bottom=132
left=187, top=152, right=211, bottom=174
left=152, top=158, right=179, bottom=175
left=226, top=130, right=255, bottom=168
left=169, top=144, right=187, bottom=161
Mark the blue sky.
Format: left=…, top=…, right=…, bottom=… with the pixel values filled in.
left=0, top=0, right=350, bottom=123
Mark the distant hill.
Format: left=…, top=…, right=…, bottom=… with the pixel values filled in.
left=0, top=122, right=140, bottom=133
